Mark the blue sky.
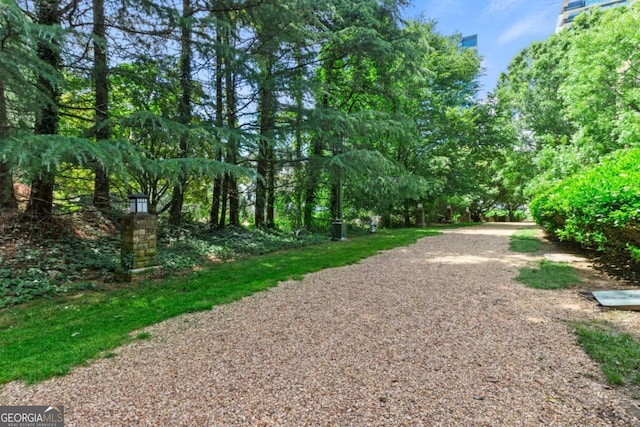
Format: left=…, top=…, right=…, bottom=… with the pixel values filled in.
left=403, top=0, right=561, bottom=97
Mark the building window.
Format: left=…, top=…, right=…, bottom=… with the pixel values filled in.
left=566, top=12, right=581, bottom=22
left=585, top=0, right=605, bottom=5
left=459, top=35, right=477, bottom=49
left=565, top=0, right=584, bottom=10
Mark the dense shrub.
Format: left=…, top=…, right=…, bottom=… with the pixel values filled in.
left=530, top=148, right=640, bottom=265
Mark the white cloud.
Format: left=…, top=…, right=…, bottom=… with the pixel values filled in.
left=497, top=13, right=547, bottom=46
left=484, top=0, right=524, bottom=15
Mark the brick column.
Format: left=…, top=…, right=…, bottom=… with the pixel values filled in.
left=117, top=213, right=161, bottom=281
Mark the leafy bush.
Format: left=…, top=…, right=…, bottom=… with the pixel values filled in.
left=530, top=148, right=640, bottom=265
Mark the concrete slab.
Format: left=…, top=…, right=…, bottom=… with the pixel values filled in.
left=592, top=290, right=640, bottom=311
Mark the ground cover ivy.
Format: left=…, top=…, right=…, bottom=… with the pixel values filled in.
left=1, top=219, right=328, bottom=308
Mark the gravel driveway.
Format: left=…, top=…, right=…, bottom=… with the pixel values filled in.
left=2, top=223, right=639, bottom=426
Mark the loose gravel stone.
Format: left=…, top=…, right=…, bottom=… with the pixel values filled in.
left=1, top=223, right=639, bottom=426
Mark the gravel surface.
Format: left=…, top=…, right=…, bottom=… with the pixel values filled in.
left=2, top=223, right=639, bottom=426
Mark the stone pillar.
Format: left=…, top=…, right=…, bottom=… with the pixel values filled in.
left=117, top=213, right=161, bottom=281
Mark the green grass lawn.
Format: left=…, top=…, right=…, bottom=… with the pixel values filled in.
left=509, top=228, right=542, bottom=253
left=510, top=227, right=582, bottom=290
left=514, top=259, right=582, bottom=290
left=0, top=227, right=439, bottom=385
left=573, top=320, right=640, bottom=386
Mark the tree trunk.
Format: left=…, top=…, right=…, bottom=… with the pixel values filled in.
left=266, top=142, right=275, bottom=228
left=302, top=138, right=323, bottom=228
left=224, top=24, right=239, bottom=227
left=219, top=174, right=228, bottom=229
left=403, top=201, right=411, bottom=227
left=27, top=0, right=61, bottom=220
left=92, top=0, right=110, bottom=209
left=255, top=81, right=271, bottom=228
left=210, top=176, right=223, bottom=228
left=0, top=162, right=15, bottom=210
left=255, top=32, right=280, bottom=228
left=169, top=0, right=193, bottom=225
left=291, top=47, right=304, bottom=228
left=303, top=55, right=335, bottom=229
left=329, top=179, right=339, bottom=221
left=0, top=81, right=17, bottom=210
left=209, top=25, right=225, bottom=228
left=228, top=174, right=239, bottom=226
left=303, top=92, right=332, bottom=228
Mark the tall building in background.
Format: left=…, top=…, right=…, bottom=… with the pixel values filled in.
left=459, top=35, right=479, bottom=98
left=460, top=34, right=478, bottom=50
left=556, top=0, right=629, bottom=32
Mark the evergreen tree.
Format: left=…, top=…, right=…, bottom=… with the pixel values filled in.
left=0, top=79, right=15, bottom=209
left=0, top=0, right=59, bottom=210
left=27, top=0, right=63, bottom=219
left=168, top=0, right=193, bottom=225
left=92, top=0, right=110, bottom=209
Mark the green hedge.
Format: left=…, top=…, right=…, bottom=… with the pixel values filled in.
left=530, top=148, right=640, bottom=264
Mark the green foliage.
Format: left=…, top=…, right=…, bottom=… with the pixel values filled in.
left=3, top=0, right=486, bottom=229
left=0, top=227, right=440, bottom=384
left=515, top=260, right=582, bottom=290
left=397, top=24, right=485, bottom=213
left=573, top=320, right=640, bottom=386
left=561, top=4, right=640, bottom=153
left=336, top=149, right=430, bottom=216
left=495, top=3, right=640, bottom=204
left=1, top=233, right=120, bottom=307
left=305, top=13, right=483, bottom=223
left=0, top=135, right=133, bottom=182
left=530, top=148, right=640, bottom=264
left=114, top=112, right=251, bottom=212
left=157, top=224, right=328, bottom=273
left=509, top=228, right=541, bottom=253
left=0, top=0, right=63, bottom=114
left=0, top=217, right=328, bottom=308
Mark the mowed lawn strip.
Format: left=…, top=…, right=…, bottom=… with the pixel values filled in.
left=509, top=227, right=542, bottom=253
left=0, top=228, right=439, bottom=385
